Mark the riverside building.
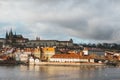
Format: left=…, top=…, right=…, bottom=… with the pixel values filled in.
left=50, top=53, right=95, bottom=63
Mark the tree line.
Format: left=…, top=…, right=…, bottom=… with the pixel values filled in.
left=79, top=43, right=120, bottom=50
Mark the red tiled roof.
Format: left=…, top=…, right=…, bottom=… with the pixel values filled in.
left=51, top=53, right=94, bottom=59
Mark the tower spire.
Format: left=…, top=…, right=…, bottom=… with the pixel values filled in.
left=6, top=30, right=9, bottom=39
left=9, top=28, right=13, bottom=38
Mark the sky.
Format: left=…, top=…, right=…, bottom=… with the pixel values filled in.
left=0, top=0, right=120, bottom=43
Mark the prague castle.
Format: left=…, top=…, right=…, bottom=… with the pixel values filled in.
left=1, top=29, right=74, bottom=48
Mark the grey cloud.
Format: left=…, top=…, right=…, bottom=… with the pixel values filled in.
left=88, top=26, right=114, bottom=40
left=0, top=0, right=120, bottom=43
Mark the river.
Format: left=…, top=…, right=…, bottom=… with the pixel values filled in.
left=0, top=65, right=120, bottom=80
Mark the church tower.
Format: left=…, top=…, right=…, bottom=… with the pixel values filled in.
left=6, top=31, right=9, bottom=39
left=9, top=29, right=13, bottom=39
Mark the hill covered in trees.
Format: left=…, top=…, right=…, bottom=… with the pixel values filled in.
left=79, top=43, right=120, bottom=51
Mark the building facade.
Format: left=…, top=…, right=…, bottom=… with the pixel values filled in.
left=50, top=53, right=95, bottom=63
left=83, top=48, right=105, bottom=56
left=42, top=47, right=55, bottom=61
left=25, top=39, right=73, bottom=48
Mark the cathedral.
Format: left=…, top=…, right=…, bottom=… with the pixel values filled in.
left=5, top=29, right=29, bottom=47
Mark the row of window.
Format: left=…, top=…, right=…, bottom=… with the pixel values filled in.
left=26, top=42, right=72, bottom=46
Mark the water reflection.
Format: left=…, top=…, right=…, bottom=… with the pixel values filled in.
left=0, top=65, right=119, bottom=80
left=25, top=65, right=107, bottom=80
left=20, top=65, right=28, bottom=71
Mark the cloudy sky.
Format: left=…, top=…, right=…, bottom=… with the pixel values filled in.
left=0, top=0, right=120, bottom=43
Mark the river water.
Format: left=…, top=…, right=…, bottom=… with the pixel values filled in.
left=0, top=65, right=120, bottom=80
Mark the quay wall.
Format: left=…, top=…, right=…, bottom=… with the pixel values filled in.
left=34, top=62, right=105, bottom=66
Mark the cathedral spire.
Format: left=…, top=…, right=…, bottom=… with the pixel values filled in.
left=9, top=28, right=13, bottom=38
left=6, top=30, right=9, bottom=39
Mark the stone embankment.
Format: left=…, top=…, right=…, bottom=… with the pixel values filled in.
left=34, top=62, right=105, bottom=66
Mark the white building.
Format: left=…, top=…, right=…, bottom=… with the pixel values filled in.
left=19, top=54, right=28, bottom=62
left=83, top=48, right=105, bottom=56
left=29, top=57, right=35, bottom=65
left=50, top=53, right=95, bottom=63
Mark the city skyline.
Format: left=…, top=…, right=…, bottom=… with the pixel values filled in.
left=0, top=0, right=120, bottom=43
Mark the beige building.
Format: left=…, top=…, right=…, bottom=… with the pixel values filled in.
left=26, top=39, right=73, bottom=48
left=33, top=47, right=41, bottom=59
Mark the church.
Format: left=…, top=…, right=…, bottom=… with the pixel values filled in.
left=5, top=29, right=29, bottom=47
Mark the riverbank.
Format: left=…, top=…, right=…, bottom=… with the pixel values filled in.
left=32, top=62, right=105, bottom=66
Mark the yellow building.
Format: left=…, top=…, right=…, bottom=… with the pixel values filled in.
left=42, top=47, right=55, bottom=61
